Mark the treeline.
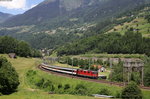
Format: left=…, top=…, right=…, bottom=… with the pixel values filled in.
left=0, top=36, right=42, bottom=57
left=57, top=31, right=150, bottom=56
left=59, top=57, right=109, bottom=71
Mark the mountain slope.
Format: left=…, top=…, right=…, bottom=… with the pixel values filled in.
left=56, top=4, right=150, bottom=56
left=2, top=0, right=145, bottom=27
left=0, top=12, right=12, bottom=23
left=0, top=0, right=149, bottom=50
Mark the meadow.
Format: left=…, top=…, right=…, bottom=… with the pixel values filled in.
left=107, top=17, right=150, bottom=38
left=0, top=54, right=95, bottom=99
left=0, top=54, right=150, bottom=99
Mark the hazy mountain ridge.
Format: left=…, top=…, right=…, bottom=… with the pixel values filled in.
left=0, top=12, right=12, bottom=23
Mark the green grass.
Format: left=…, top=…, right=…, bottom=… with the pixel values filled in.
left=107, top=17, right=150, bottom=38
left=27, top=68, right=122, bottom=96
left=0, top=54, right=150, bottom=99
left=0, top=54, right=96, bottom=99
left=27, top=66, right=150, bottom=99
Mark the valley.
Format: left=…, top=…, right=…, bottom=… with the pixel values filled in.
left=0, top=0, right=150, bottom=98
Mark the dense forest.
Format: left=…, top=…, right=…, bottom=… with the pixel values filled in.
left=57, top=31, right=150, bottom=56
left=0, top=36, right=41, bottom=57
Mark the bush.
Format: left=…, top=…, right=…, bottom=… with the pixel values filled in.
left=98, top=88, right=111, bottom=95
left=64, top=84, right=70, bottom=90
left=115, top=91, right=121, bottom=98
left=121, top=81, right=143, bottom=99
left=36, top=78, right=44, bottom=87
left=58, top=84, right=63, bottom=89
left=75, top=84, right=87, bottom=95
left=0, top=57, right=20, bottom=95
left=26, top=70, right=36, bottom=77
left=42, top=80, right=55, bottom=91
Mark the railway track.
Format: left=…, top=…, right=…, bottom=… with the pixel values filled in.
left=38, top=65, right=150, bottom=90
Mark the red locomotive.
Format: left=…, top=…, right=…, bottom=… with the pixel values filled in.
left=40, top=63, right=98, bottom=79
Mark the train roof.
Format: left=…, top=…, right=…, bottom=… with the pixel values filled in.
left=77, top=69, right=98, bottom=73
left=42, top=63, right=77, bottom=71
left=42, top=63, right=98, bottom=72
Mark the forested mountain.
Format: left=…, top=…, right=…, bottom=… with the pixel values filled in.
left=0, top=12, right=12, bottom=23
left=1, top=0, right=145, bottom=27
left=0, top=0, right=150, bottom=50
left=56, top=4, right=150, bottom=56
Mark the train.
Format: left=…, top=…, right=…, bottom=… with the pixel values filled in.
left=40, top=63, right=99, bottom=79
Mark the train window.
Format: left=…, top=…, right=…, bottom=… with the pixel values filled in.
left=93, top=72, right=98, bottom=74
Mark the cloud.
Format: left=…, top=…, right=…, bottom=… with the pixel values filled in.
left=0, top=0, right=26, bottom=9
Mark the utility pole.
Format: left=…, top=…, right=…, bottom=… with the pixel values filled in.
left=72, top=58, right=73, bottom=78
left=88, top=59, right=91, bottom=70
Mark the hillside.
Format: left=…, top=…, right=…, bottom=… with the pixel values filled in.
left=56, top=4, right=150, bottom=56
left=107, top=7, right=150, bottom=38
left=0, top=12, right=12, bottom=23
left=1, top=0, right=144, bottom=27
left=0, top=0, right=147, bottom=49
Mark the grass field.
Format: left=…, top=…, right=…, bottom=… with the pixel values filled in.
left=107, top=17, right=150, bottom=38
left=0, top=54, right=150, bottom=99
left=0, top=54, right=96, bottom=99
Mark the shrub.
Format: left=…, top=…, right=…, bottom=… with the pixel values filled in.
left=75, top=84, right=87, bottom=95
left=0, top=57, right=20, bottom=95
left=42, top=80, right=55, bottom=91
left=64, top=84, right=70, bottom=90
left=26, top=70, right=36, bottom=77
left=121, top=81, right=143, bottom=99
left=36, top=78, right=44, bottom=87
left=98, top=88, right=111, bottom=95
left=115, top=91, right=121, bottom=98
left=58, top=84, right=63, bottom=89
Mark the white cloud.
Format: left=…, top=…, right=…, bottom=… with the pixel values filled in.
left=0, top=0, right=26, bottom=9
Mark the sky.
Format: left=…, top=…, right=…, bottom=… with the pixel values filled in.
left=0, top=0, right=45, bottom=15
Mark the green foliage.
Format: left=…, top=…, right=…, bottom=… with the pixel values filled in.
left=131, top=72, right=141, bottom=85
left=121, top=81, right=143, bottom=99
left=17, top=41, right=31, bottom=57
left=74, top=84, right=87, bottom=95
left=26, top=70, right=95, bottom=96
left=42, top=80, right=55, bottom=91
left=109, top=61, right=123, bottom=82
left=145, top=14, right=150, bottom=23
left=64, top=84, right=70, bottom=90
left=0, top=56, right=19, bottom=95
left=57, top=31, right=150, bottom=56
left=98, top=88, right=111, bottom=95
left=144, top=57, right=150, bottom=86
left=0, top=36, right=42, bottom=57
left=58, top=84, right=63, bottom=89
